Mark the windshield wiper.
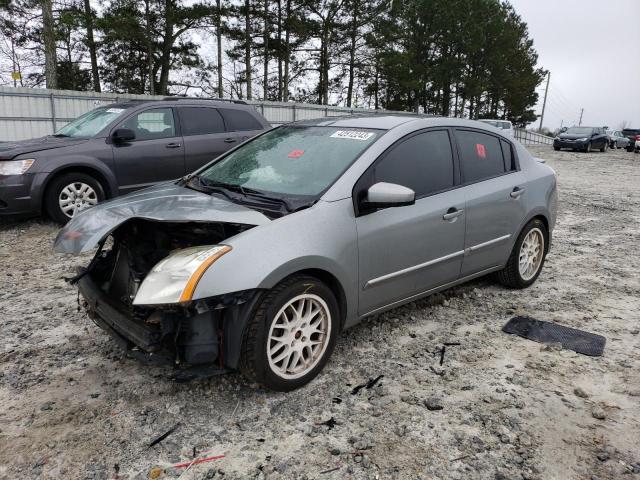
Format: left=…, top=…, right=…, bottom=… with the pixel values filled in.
left=186, top=176, right=293, bottom=212
left=51, top=133, right=70, bottom=138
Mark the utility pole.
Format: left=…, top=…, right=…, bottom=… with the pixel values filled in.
left=538, top=71, right=550, bottom=132
left=579, top=108, right=584, bottom=126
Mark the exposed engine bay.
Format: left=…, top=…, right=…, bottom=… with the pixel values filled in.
left=76, top=219, right=261, bottom=370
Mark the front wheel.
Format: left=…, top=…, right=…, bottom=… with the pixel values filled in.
left=600, top=142, right=607, bottom=152
left=240, top=275, right=339, bottom=391
left=584, top=142, right=592, bottom=153
left=496, top=218, right=548, bottom=289
left=553, top=146, right=560, bottom=151
left=44, top=172, right=105, bottom=224
left=612, top=141, right=617, bottom=149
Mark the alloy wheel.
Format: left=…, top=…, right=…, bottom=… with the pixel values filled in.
left=267, top=294, right=331, bottom=380
left=519, top=227, right=544, bottom=281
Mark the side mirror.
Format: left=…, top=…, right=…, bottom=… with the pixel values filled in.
left=364, top=182, right=415, bottom=209
left=112, top=128, right=135, bottom=143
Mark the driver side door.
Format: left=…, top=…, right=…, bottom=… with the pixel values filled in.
left=354, top=129, right=466, bottom=316
left=111, top=107, right=186, bottom=194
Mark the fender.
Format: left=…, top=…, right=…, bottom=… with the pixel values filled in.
left=35, top=156, right=119, bottom=211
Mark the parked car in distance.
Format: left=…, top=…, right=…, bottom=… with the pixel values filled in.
left=55, top=115, right=557, bottom=391
left=553, top=126, right=609, bottom=152
left=608, top=130, right=631, bottom=149
left=621, top=128, right=640, bottom=153
left=0, top=98, right=271, bottom=223
left=478, top=119, right=514, bottom=137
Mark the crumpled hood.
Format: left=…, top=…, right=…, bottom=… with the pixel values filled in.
left=0, top=136, right=89, bottom=159
left=54, top=184, right=272, bottom=254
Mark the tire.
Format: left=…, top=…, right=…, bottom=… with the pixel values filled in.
left=553, top=146, right=560, bottom=151
left=612, top=141, right=617, bottom=149
left=239, top=275, right=339, bottom=391
left=44, top=172, right=105, bottom=224
left=584, top=142, right=591, bottom=153
left=600, top=141, right=607, bottom=153
left=496, top=218, right=548, bottom=289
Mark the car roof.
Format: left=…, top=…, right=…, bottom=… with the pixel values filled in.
left=290, top=114, right=514, bottom=133
left=104, top=98, right=252, bottom=110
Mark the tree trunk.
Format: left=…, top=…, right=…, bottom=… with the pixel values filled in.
left=83, top=0, right=100, bottom=92
left=263, top=0, right=269, bottom=99
left=283, top=0, right=290, bottom=101
left=245, top=0, right=252, bottom=99
left=276, top=0, right=282, bottom=100
left=346, top=0, right=358, bottom=108
left=216, top=0, right=223, bottom=97
left=156, top=0, right=176, bottom=95
left=145, top=0, right=155, bottom=95
left=41, top=0, right=57, bottom=89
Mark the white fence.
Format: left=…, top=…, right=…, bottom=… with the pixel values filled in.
left=0, top=86, right=554, bottom=145
left=514, top=128, right=554, bottom=145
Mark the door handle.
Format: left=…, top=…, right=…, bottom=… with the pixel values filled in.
left=510, top=187, right=526, bottom=198
left=224, top=137, right=237, bottom=143
left=443, top=207, right=464, bottom=221
left=165, top=142, right=181, bottom=148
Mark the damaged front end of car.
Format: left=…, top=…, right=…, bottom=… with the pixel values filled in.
left=64, top=218, right=263, bottom=375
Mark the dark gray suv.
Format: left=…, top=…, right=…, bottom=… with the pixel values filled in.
left=0, top=98, right=270, bottom=223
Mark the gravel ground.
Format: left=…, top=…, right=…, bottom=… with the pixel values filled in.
left=1, top=146, right=639, bottom=480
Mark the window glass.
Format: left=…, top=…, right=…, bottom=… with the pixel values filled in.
left=179, top=107, right=225, bottom=136
left=457, top=130, right=506, bottom=183
left=500, top=139, right=516, bottom=171
left=199, top=126, right=378, bottom=196
left=373, top=130, right=454, bottom=197
left=220, top=109, right=263, bottom=131
left=120, top=108, right=175, bottom=140
left=57, top=107, right=126, bottom=138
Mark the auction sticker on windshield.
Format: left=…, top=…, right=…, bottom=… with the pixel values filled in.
left=330, top=130, right=375, bottom=141
left=106, top=108, right=125, bottom=114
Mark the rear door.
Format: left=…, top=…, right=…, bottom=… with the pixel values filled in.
left=454, top=129, right=527, bottom=277
left=111, top=107, right=185, bottom=194
left=178, top=106, right=237, bottom=173
left=355, top=129, right=466, bottom=315
left=220, top=108, right=266, bottom=143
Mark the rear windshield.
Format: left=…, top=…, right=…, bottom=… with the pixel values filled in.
left=198, top=126, right=380, bottom=196
left=622, top=129, right=640, bottom=135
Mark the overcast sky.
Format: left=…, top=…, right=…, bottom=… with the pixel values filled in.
left=507, top=0, right=640, bottom=131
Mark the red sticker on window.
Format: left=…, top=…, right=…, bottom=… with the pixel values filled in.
left=476, top=143, right=486, bottom=158
left=287, top=149, right=305, bottom=159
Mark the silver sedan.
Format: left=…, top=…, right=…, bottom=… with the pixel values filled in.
left=55, top=115, right=557, bottom=391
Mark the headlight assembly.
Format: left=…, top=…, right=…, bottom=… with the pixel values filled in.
left=133, top=245, right=232, bottom=305
left=577, top=137, right=588, bottom=141
left=0, top=159, right=35, bottom=175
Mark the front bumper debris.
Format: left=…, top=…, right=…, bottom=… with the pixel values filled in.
left=77, top=268, right=263, bottom=372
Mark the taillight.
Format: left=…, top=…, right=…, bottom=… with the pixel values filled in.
left=635, top=135, right=640, bottom=141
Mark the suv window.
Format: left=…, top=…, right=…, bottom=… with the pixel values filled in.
left=456, top=130, right=506, bottom=183
left=179, top=107, right=225, bottom=136
left=373, top=130, right=454, bottom=197
left=220, top=108, right=263, bottom=131
left=121, top=108, right=175, bottom=141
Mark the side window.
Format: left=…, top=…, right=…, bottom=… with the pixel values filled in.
left=179, top=107, right=225, bottom=136
left=500, top=139, right=517, bottom=172
left=456, top=130, right=506, bottom=183
left=120, top=108, right=175, bottom=141
left=373, top=130, right=454, bottom=197
left=220, top=109, right=264, bottom=131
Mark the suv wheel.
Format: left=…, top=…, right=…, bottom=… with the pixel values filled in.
left=45, top=172, right=105, bottom=224
left=584, top=142, right=592, bottom=153
left=600, top=142, right=607, bottom=152
left=496, top=218, right=548, bottom=289
left=240, top=275, right=339, bottom=391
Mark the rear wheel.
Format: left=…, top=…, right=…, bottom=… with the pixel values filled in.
left=496, top=218, right=548, bottom=289
left=600, top=141, right=607, bottom=152
left=240, top=275, right=339, bottom=391
left=44, top=172, right=105, bottom=224
left=553, top=146, right=560, bottom=151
